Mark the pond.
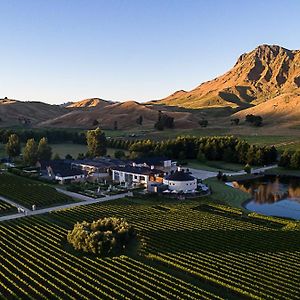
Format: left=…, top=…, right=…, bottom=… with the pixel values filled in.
left=233, top=175, right=300, bottom=220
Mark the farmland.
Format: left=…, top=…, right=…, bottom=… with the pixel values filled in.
left=0, top=197, right=299, bottom=299
left=0, top=199, right=17, bottom=216
left=0, top=174, right=74, bottom=209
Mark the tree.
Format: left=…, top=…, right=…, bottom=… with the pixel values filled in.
left=199, top=119, right=208, bottom=127
left=53, top=153, right=61, bottom=160
left=279, top=150, right=291, bottom=168
left=244, top=164, right=251, bottom=174
left=37, top=137, right=52, bottom=161
left=77, top=153, right=85, bottom=160
left=290, top=151, right=300, bottom=169
left=114, top=150, right=125, bottom=159
left=114, top=121, right=118, bottom=130
left=230, top=118, right=239, bottom=125
left=136, top=115, right=143, bottom=125
left=23, top=138, right=38, bottom=166
left=197, top=149, right=206, bottom=162
left=67, top=217, right=136, bottom=256
left=92, top=119, right=99, bottom=126
left=5, top=134, right=21, bottom=159
left=65, top=154, right=73, bottom=160
left=86, top=127, right=107, bottom=157
left=245, top=114, right=263, bottom=126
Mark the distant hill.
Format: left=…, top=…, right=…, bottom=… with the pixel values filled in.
left=39, top=100, right=198, bottom=129
left=0, top=98, right=66, bottom=127
left=67, top=98, right=114, bottom=108
left=153, top=45, right=300, bottom=109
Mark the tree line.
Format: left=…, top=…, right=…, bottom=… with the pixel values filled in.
left=0, top=129, right=86, bottom=144
left=108, top=136, right=278, bottom=166
left=279, top=150, right=300, bottom=169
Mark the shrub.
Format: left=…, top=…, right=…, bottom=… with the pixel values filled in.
left=67, top=217, right=136, bottom=256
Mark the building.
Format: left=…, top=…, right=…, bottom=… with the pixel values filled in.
left=163, top=168, right=197, bottom=193
left=132, top=157, right=173, bottom=170
left=112, top=165, right=163, bottom=187
left=37, top=160, right=86, bottom=184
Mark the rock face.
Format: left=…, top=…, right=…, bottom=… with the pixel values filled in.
left=155, top=45, right=300, bottom=109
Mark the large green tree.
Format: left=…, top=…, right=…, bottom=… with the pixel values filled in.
left=5, top=134, right=21, bottom=159
left=290, top=151, right=300, bottom=169
left=86, top=127, right=107, bottom=157
left=37, top=137, right=52, bottom=161
left=23, top=138, right=38, bottom=166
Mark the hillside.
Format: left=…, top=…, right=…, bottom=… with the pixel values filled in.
left=234, top=92, right=300, bottom=127
left=39, top=100, right=198, bottom=129
left=154, top=45, right=300, bottom=109
left=67, top=98, right=114, bottom=108
left=0, top=98, right=66, bottom=127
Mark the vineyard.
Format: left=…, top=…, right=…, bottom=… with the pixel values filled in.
left=0, top=174, right=74, bottom=209
left=0, top=199, right=17, bottom=216
left=0, top=197, right=299, bottom=299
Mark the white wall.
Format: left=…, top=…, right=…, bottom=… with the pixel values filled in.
left=163, top=179, right=197, bottom=193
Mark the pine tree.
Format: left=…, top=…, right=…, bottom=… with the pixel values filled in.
left=86, top=127, right=107, bottom=157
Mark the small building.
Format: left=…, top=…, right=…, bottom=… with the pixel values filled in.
left=37, top=160, right=86, bottom=184
left=112, top=165, right=163, bottom=187
left=163, top=168, right=197, bottom=193
left=132, top=157, right=173, bottom=170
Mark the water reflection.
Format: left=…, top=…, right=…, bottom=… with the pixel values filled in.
left=233, top=176, right=300, bottom=204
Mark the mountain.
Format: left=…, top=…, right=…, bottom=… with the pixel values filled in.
left=154, top=45, right=300, bottom=109
left=0, top=98, right=66, bottom=127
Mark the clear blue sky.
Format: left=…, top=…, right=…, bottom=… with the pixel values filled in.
left=0, top=0, right=299, bottom=104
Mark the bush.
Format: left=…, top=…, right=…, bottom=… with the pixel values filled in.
left=67, top=217, right=136, bottom=256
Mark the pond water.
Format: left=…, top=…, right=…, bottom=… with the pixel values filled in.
left=233, top=175, right=300, bottom=220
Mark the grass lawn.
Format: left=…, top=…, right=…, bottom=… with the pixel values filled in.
left=187, top=159, right=244, bottom=172
left=204, top=177, right=251, bottom=209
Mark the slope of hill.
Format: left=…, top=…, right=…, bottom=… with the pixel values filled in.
left=0, top=98, right=66, bottom=127
left=39, top=100, right=198, bottom=129
left=154, top=45, right=300, bottom=109
left=233, top=92, right=300, bottom=127
left=67, top=98, right=114, bottom=108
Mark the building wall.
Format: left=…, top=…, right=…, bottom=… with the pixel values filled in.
left=163, top=179, right=197, bottom=192
left=112, top=170, right=149, bottom=186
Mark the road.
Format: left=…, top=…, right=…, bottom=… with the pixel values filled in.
left=0, top=192, right=131, bottom=222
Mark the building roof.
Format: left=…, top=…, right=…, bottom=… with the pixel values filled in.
left=112, top=165, right=162, bottom=175
left=132, top=156, right=170, bottom=166
left=164, top=170, right=195, bottom=181
left=39, top=160, right=85, bottom=178
left=72, top=157, right=125, bottom=169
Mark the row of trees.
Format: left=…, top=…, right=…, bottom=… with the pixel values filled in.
left=5, top=134, right=52, bottom=164
left=279, top=150, right=300, bottom=169
left=110, top=136, right=277, bottom=166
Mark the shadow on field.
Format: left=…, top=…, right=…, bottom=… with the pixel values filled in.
left=145, top=229, right=300, bottom=253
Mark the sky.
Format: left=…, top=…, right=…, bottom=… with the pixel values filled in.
left=0, top=0, right=299, bottom=104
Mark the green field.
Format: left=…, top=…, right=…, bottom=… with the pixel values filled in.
left=0, top=197, right=299, bottom=299
left=0, top=174, right=74, bottom=209
left=187, top=160, right=244, bottom=172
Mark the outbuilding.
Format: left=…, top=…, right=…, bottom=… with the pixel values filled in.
left=163, top=168, right=197, bottom=193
